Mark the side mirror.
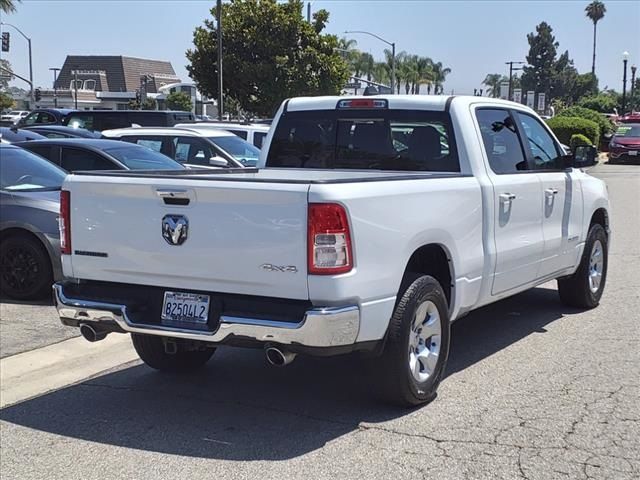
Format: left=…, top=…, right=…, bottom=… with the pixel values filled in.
left=566, top=145, right=597, bottom=169
left=209, top=156, right=229, bottom=167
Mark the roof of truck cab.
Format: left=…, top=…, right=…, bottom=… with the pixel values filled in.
left=284, top=95, right=533, bottom=112
left=101, top=127, right=236, bottom=138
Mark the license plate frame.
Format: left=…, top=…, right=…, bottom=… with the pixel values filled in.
left=161, top=291, right=210, bottom=326
left=628, top=150, right=638, bottom=156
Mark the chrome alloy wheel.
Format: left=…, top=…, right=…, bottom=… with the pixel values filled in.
left=588, top=239, right=604, bottom=294
left=408, top=300, right=442, bottom=383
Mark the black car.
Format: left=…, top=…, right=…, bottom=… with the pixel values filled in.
left=22, top=125, right=101, bottom=139
left=62, top=110, right=196, bottom=132
left=15, top=138, right=185, bottom=172
left=17, top=108, right=76, bottom=128
left=0, top=126, right=46, bottom=143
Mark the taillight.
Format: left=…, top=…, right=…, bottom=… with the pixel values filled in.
left=308, top=203, right=353, bottom=275
left=60, top=190, right=71, bottom=255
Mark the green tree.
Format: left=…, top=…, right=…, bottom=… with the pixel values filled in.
left=0, top=91, right=14, bottom=110
left=0, top=0, right=21, bottom=13
left=585, top=1, right=606, bottom=77
left=186, top=0, right=349, bottom=117
left=1, top=59, right=14, bottom=91
left=482, top=73, right=508, bottom=98
left=578, top=92, right=618, bottom=112
left=165, top=91, right=192, bottom=111
left=521, top=22, right=558, bottom=98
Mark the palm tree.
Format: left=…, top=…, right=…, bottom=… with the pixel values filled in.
left=482, top=73, right=507, bottom=98
left=432, top=62, right=451, bottom=94
left=585, top=1, right=606, bottom=76
left=0, top=0, right=20, bottom=13
left=359, top=52, right=375, bottom=82
left=372, top=62, right=390, bottom=87
left=414, top=56, right=434, bottom=94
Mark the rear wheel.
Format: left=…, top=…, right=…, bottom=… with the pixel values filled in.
left=131, top=334, right=215, bottom=372
left=0, top=234, right=53, bottom=300
left=378, top=275, right=451, bottom=407
left=557, top=223, right=608, bottom=308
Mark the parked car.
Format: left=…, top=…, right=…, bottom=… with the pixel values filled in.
left=0, top=127, right=46, bottom=143
left=17, top=108, right=76, bottom=127
left=22, top=125, right=101, bottom=139
left=0, top=110, right=30, bottom=124
left=101, top=126, right=259, bottom=167
left=608, top=123, right=640, bottom=163
left=62, top=110, right=196, bottom=132
left=15, top=139, right=185, bottom=172
left=0, top=144, right=66, bottom=299
left=618, top=113, right=640, bottom=124
left=53, top=96, right=608, bottom=406
left=176, top=121, right=270, bottom=149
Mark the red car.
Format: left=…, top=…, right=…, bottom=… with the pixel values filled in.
left=609, top=123, right=640, bottom=163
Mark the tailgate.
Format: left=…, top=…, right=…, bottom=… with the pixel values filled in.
left=65, top=175, right=310, bottom=300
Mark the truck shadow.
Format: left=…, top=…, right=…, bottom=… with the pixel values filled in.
left=0, top=286, right=580, bottom=460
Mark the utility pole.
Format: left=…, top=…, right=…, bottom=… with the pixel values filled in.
left=216, top=0, right=223, bottom=120
left=307, top=2, right=311, bottom=22
left=50, top=67, right=60, bottom=107
left=505, top=61, right=524, bottom=101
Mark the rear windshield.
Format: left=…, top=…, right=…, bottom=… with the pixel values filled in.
left=103, top=145, right=184, bottom=170
left=266, top=109, right=459, bottom=172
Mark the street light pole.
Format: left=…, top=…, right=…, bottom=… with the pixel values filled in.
left=621, top=51, right=629, bottom=115
left=74, top=68, right=78, bottom=110
left=505, top=61, right=525, bottom=101
left=631, top=65, right=637, bottom=112
left=344, top=30, right=396, bottom=94
left=1, top=22, right=34, bottom=108
left=216, top=0, right=223, bottom=120
left=49, top=67, right=60, bottom=107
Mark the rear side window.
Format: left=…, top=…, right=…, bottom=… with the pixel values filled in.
left=228, top=129, right=248, bottom=140
left=475, top=109, right=528, bottom=174
left=253, top=131, right=267, bottom=148
left=61, top=148, right=117, bottom=171
left=25, top=145, right=58, bottom=165
left=267, top=109, right=459, bottom=172
left=66, top=114, right=94, bottom=131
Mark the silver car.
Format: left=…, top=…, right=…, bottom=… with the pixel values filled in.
left=0, top=144, right=65, bottom=300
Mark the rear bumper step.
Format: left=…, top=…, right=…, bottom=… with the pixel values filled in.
left=53, top=283, right=360, bottom=348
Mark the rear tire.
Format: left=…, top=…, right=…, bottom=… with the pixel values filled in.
left=378, top=275, right=451, bottom=407
left=131, top=334, right=215, bottom=372
left=557, top=223, right=608, bottom=309
left=0, top=234, right=53, bottom=300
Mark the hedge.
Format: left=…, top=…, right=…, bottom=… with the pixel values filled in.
left=546, top=116, right=599, bottom=146
left=570, top=134, right=592, bottom=149
left=557, top=106, right=613, bottom=136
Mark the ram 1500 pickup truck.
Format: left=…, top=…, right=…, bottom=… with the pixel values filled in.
left=54, top=96, right=610, bottom=406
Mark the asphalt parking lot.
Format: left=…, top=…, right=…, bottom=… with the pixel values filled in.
left=0, top=162, right=638, bottom=480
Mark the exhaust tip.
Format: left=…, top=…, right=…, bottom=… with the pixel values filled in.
left=79, top=323, right=108, bottom=342
left=265, top=346, right=296, bottom=367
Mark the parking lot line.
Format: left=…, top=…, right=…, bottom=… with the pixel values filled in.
left=0, top=334, right=138, bottom=409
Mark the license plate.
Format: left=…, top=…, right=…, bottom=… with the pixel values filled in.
left=161, top=291, right=210, bottom=324
left=629, top=151, right=638, bottom=156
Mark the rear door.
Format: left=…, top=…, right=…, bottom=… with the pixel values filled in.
left=514, top=111, right=583, bottom=276
left=475, top=108, right=545, bottom=295
left=67, top=177, right=310, bottom=299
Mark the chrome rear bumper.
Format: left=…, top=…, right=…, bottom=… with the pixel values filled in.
left=53, top=283, right=360, bottom=348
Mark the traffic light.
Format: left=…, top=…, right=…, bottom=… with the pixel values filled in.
left=35, top=88, right=41, bottom=102
left=1, top=32, right=9, bottom=52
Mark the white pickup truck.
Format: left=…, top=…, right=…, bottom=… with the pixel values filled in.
left=54, top=96, right=610, bottom=406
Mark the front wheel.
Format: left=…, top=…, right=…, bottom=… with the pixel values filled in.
left=131, top=334, right=215, bottom=372
left=557, top=223, right=608, bottom=308
left=377, top=275, right=451, bottom=407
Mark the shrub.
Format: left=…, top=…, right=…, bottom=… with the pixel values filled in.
left=570, top=134, right=592, bottom=149
left=557, top=106, right=613, bottom=136
left=546, top=116, right=599, bottom=146
left=578, top=94, right=618, bottom=113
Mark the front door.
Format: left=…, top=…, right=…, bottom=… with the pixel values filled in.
left=514, top=111, right=583, bottom=277
left=475, top=108, right=545, bottom=295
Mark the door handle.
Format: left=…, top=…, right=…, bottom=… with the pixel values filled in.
left=545, top=188, right=559, bottom=196
left=499, top=193, right=516, bottom=202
